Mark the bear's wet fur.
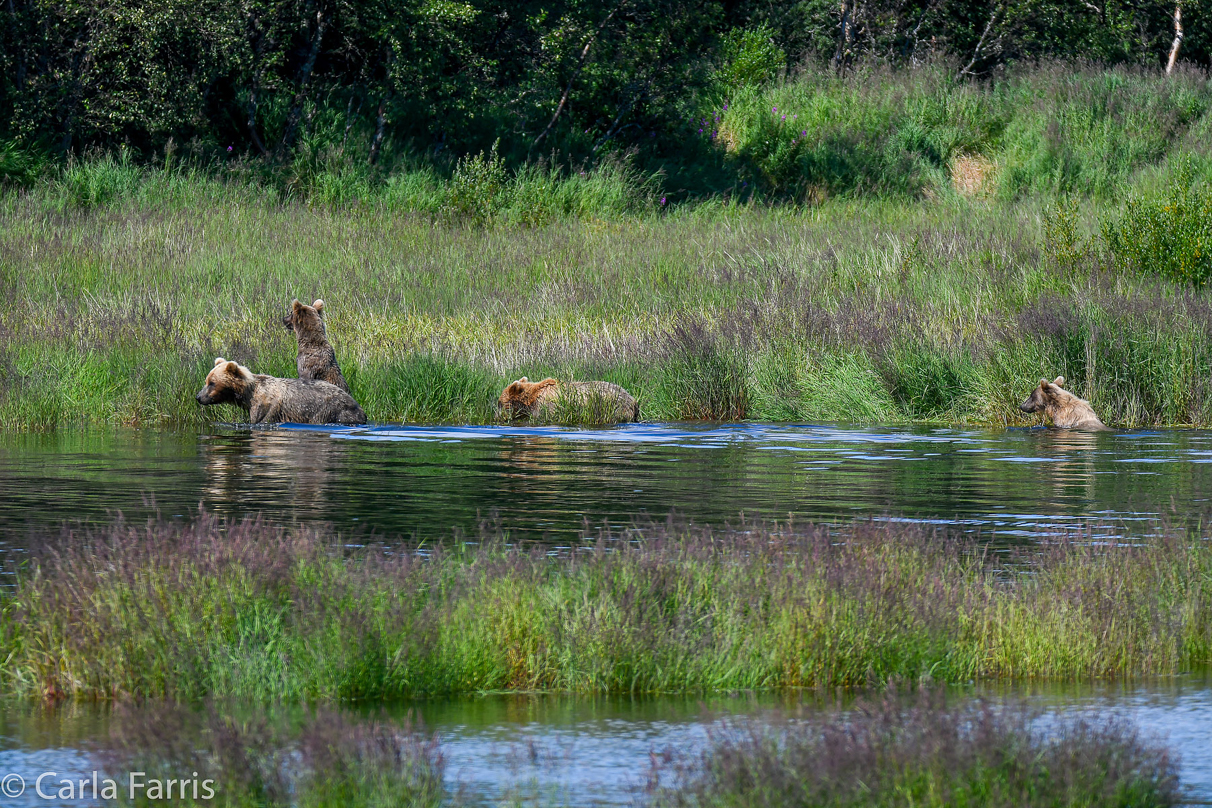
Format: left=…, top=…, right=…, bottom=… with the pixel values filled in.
left=282, top=298, right=351, bottom=394
left=197, top=357, right=367, bottom=425
left=497, top=377, right=639, bottom=423
left=1019, top=376, right=1107, bottom=430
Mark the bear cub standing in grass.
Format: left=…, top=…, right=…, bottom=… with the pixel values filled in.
left=1019, top=376, right=1107, bottom=430
left=497, top=377, right=639, bottom=423
left=282, top=299, right=351, bottom=393
left=197, top=358, right=367, bottom=425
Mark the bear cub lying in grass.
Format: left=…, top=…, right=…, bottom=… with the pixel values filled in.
left=497, top=377, right=639, bottom=423
left=282, top=298, right=351, bottom=393
left=1019, top=376, right=1107, bottom=430
left=197, top=357, right=366, bottom=425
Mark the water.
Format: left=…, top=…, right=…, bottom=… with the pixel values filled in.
left=2, top=682, right=1211, bottom=805
left=4, top=423, right=1212, bottom=548
left=6, top=421, right=1212, bottom=803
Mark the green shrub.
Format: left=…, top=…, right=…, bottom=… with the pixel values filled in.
left=1102, top=169, right=1212, bottom=286
left=0, top=140, right=43, bottom=187
left=444, top=139, right=507, bottom=224
left=714, top=25, right=784, bottom=90
left=56, top=151, right=143, bottom=210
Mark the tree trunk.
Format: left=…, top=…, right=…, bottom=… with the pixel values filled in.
left=247, top=83, right=270, bottom=156
left=278, top=8, right=328, bottom=156
left=531, top=3, right=624, bottom=149
left=833, top=0, right=854, bottom=71
left=1166, top=3, right=1183, bottom=74
left=960, top=3, right=1001, bottom=77
left=369, top=97, right=387, bottom=165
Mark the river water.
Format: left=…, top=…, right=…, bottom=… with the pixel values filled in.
left=4, top=422, right=1212, bottom=804
left=4, top=422, right=1212, bottom=544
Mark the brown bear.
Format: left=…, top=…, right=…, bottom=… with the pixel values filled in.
left=497, top=377, right=639, bottom=423
left=1018, top=376, right=1107, bottom=430
left=282, top=299, right=351, bottom=394
left=197, top=357, right=367, bottom=425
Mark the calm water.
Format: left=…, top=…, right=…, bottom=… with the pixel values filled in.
left=2, top=681, right=1212, bottom=805
left=4, top=422, right=1212, bottom=547
left=6, top=421, right=1212, bottom=803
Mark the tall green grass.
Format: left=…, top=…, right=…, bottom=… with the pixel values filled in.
left=6, top=65, right=1212, bottom=430
left=4, top=187, right=1212, bottom=428
left=4, top=514, right=1212, bottom=702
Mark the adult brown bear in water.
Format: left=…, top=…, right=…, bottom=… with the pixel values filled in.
left=1018, top=376, right=1107, bottom=430
left=197, top=357, right=366, bottom=425
left=497, top=377, right=639, bottom=423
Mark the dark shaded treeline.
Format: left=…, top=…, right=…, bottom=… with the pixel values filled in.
left=1, top=0, right=1208, bottom=171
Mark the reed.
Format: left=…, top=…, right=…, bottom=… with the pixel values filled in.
left=3, top=513, right=1211, bottom=702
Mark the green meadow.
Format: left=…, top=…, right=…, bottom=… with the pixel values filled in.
left=4, top=65, right=1212, bottom=430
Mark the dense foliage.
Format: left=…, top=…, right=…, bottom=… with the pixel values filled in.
left=1, top=0, right=1208, bottom=183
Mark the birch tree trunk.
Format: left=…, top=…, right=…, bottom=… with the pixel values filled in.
left=1166, top=3, right=1183, bottom=74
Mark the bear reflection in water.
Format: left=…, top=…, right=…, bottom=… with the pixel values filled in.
left=196, top=357, right=367, bottom=425
left=203, top=430, right=339, bottom=510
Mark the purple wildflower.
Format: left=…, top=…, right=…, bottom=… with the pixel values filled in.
left=772, top=106, right=777, bottom=113
left=660, top=196, right=667, bottom=205
left=227, top=146, right=233, bottom=153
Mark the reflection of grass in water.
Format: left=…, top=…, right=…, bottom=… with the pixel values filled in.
left=8, top=184, right=1212, bottom=429
left=653, top=686, right=1179, bottom=808
left=4, top=513, right=1212, bottom=701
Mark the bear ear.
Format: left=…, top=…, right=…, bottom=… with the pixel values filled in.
left=224, top=361, right=246, bottom=377
left=292, top=299, right=305, bottom=313
left=312, top=299, right=324, bottom=312
left=214, top=357, right=226, bottom=367
left=1052, top=376, right=1065, bottom=387
left=519, top=376, right=528, bottom=383
left=1039, top=378, right=1048, bottom=388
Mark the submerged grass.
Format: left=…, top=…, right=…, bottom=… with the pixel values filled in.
left=100, top=704, right=445, bottom=808
left=3, top=513, right=1212, bottom=702
left=87, top=686, right=1179, bottom=807
left=651, top=687, right=1180, bottom=808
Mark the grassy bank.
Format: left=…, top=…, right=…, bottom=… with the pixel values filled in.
left=6, top=65, right=1212, bottom=430
left=6, top=190, right=1212, bottom=429
left=3, top=513, right=1212, bottom=701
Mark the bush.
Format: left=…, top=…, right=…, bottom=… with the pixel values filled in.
left=56, top=151, right=143, bottom=210
left=1102, top=168, right=1212, bottom=286
left=0, top=140, right=43, bottom=187
left=714, top=25, right=785, bottom=90
left=444, top=140, right=507, bottom=225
